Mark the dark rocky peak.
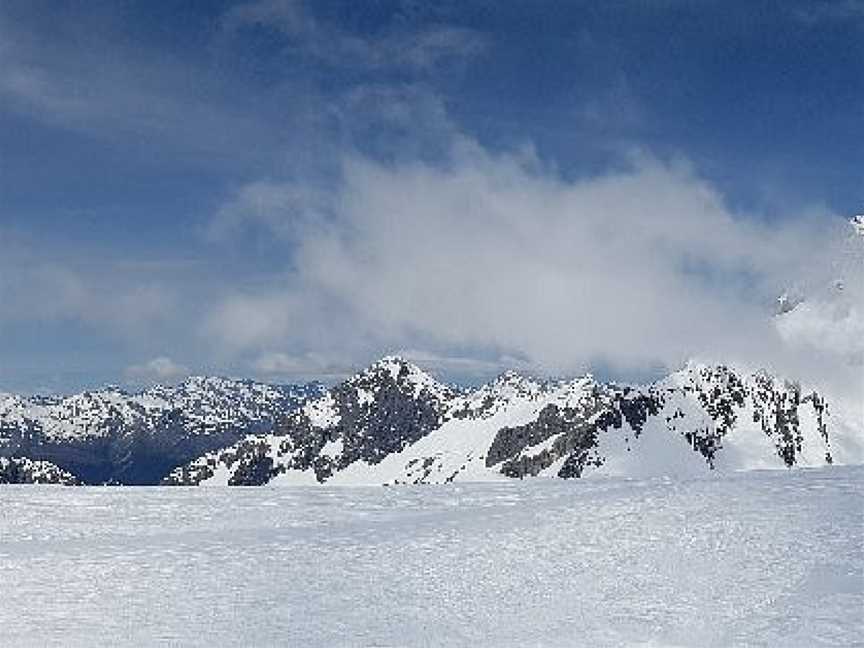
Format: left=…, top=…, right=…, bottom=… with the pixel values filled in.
left=263, top=357, right=461, bottom=480
left=338, top=355, right=457, bottom=408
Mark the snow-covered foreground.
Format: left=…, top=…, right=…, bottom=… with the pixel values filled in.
left=1, top=468, right=862, bottom=647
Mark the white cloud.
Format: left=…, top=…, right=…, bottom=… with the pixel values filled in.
left=772, top=226, right=864, bottom=390
left=125, top=357, right=189, bottom=383
left=776, top=300, right=863, bottom=362
left=206, top=293, right=301, bottom=351
left=208, top=180, right=333, bottom=242
left=0, top=255, right=176, bottom=335
left=252, top=351, right=350, bottom=380
left=204, top=144, right=861, bottom=396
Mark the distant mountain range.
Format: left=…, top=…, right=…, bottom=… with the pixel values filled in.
left=2, top=356, right=858, bottom=486
left=0, top=377, right=324, bottom=484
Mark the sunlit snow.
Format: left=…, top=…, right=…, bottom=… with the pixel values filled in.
left=1, top=466, right=861, bottom=647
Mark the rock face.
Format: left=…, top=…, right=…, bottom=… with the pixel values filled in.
left=166, top=357, right=860, bottom=486
left=487, top=386, right=663, bottom=479
left=0, top=377, right=324, bottom=484
left=0, top=456, right=80, bottom=485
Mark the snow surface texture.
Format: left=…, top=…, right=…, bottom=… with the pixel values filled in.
left=1, top=466, right=861, bottom=647
left=167, top=358, right=862, bottom=486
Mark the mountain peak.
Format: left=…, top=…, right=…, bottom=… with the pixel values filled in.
left=322, top=355, right=459, bottom=421
left=355, top=355, right=448, bottom=394
left=494, top=369, right=527, bottom=382
left=372, top=354, right=415, bottom=373
left=489, top=370, right=542, bottom=395
left=178, top=375, right=240, bottom=390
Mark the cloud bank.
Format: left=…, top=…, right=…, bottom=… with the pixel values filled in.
left=205, top=143, right=861, bottom=395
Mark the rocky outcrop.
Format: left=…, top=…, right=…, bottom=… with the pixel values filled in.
left=0, top=456, right=81, bottom=485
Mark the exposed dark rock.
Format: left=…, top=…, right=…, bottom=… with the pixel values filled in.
left=487, top=387, right=664, bottom=479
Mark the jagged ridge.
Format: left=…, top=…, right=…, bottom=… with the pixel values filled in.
left=166, top=357, right=860, bottom=486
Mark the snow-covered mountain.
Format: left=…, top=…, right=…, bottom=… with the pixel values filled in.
left=165, top=356, right=862, bottom=486
left=0, top=377, right=324, bottom=484
left=0, top=456, right=81, bottom=485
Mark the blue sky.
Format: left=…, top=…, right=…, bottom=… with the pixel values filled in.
left=0, top=0, right=861, bottom=392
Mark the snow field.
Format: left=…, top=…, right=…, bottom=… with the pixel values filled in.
left=0, top=466, right=861, bottom=647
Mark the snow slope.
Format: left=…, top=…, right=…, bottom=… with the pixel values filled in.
left=1, top=466, right=860, bottom=647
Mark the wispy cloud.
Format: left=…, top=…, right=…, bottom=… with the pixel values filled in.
left=791, top=0, right=864, bottom=24
left=252, top=351, right=351, bottom=380
left=0, top=5, right=287, bottom=162
left=222, top=0, right=486, bottom=72
left=208, top=180, right=334, bottom=242
left=125, top=356, right=189, bottom=384
left=0, top=238, right=177, bottom=335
